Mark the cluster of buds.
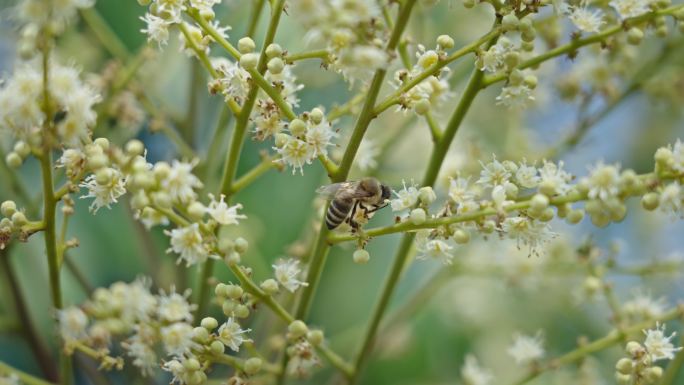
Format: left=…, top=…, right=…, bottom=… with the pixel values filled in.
left=0, top=200, right=34, bottom=249
left=285, top=320, right=323, bottom=378
left=615, top=323, right=682, bottom=384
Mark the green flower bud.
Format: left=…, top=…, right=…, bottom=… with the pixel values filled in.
left=615, top=373, right=632, bottom=385
left=225, top=284, right=244, bottom=300
left=95, top=168, right=113, bottom=185
left=234, top=304, right=250, bottom=318
left=521, top=28, right=536, bottom=43
left=274, top=133, right=289, bottom=147
left=187, top=201, right=205, bottom=221
left=260, top=278, right=279, bottom=294
left=453, top=228, right=470, bottom=244
left=644, top=366, right=663, bottom=383
left=410, top=208, right=427, bottom=225
left=1, top=201, right=17, bottom=217
left=504, top=51, right=520, bottom=70
left=6, top=152, right=22, bottom=168
left=521, top=41, right=534, bottom=52
left=222, top=301, right=235, bottom=316
left=266, top=43, right=283, bottom=59
left=13, top=141, right=30, bottom=158
left=627, top=28, right=644, bottom=45
left=508, top=69, right=524, bottom=86
left=414, top=99, right=431, bottom=115
left=238, top=37, right=256, bottom=53
left=267, top=57, right=285, bottom=74
left=539, top=207, right=555, bottom=222
left=615, top=358, right=633, bottom=375
left=309, top=108, right=324, bottom=124
left=353, top=249, right=370, bottom=264
left=218, top=236, right=234, bottom=255
left=288, top=320, right=308, bottom=339
left=215, top=283, right=229, bottom=297
left=11, top=211, right=27, bottom=226
left=184, top=357, right=201, bottom=371
left=224, top=251, right=241, bottom=266
left=641, top=192, right=659, bottom=211
left=462, top=0, right=475, bottom=8
left=436, top=34, right=455, bottom=49
left=125, top=139, right=144, bottom=156
left=234, top=237, right=249, bottom=254
left=481, top=220, right=496, bottom=233
left=244, top=357, right=263, bottom=375
left=418, top=186, right=436, bottom=205
left=192, top=326, right=210, bottom=343
left=153, top=162, right=171, bottom=180
left=625, top=341, right=644, bottom=357
left=307, top=330, right=324, bottom=346
left=240, top=53, right=259, bottom=70
left=524, top=74, right=538, bottom=89
left=590, top=211, right=611, bottom=228
left=566, top=209, right=585, bottom=224
left=210, top=340, right=225, bottom=355
left=289, top=119, right=307, bottom=137
left=201, top=317, right=219, bottom=330
left=530, top=194, right=549, bottom=212
left=152, top=191, right=172, bottom=209
left=200, top=7, right=215, bottom=21
left=502, top=14, right=520, bottom=31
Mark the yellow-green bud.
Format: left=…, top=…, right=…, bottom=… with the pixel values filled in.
left=218, top=237, right=234, bottom=255
left=615, top=373, right=632, bottom=385
left=644, top=366, right=663, bottom=383
left=641, top=192, right=659, bottom=211
left=1, top=201, right=17, bottom=217
left=539, top=207, right=555, bottom=222
left=508, top=68, right=524, bottom=86
left=453, top=228, right=470, bottom=244
left=260, top=278, right=279, bottom=294
left=153, top=162, right=171, bottom=180
left=410, top=208, right=427, bottom=225
left=200, top=7, right=215, bottom=21
left=436, top=34, right=454, bottom=49
left=215, top=283, right=229, bottom=297
left=224, top=251, right=241, bottom=266
left=222, top=301, right=235, bottom=316
left=502, top=14, right=520, bottom=31
left=244, top=358, right=263, bottom=375
left=192, top=326, right=210, bottom=343
left=566, top=209, right=585, bottom=224
left=307, top=330, right=324, bottom=346
left=152, top=191, right=172, bottom=209
left=125, top=139, right=144, bottom=156
left=481, top=220, right=496, bottom=233
left=615, top=358, right=633, bottom=375
left=201, top=317, right=219, bottom=330
left=240, top=53, right=259, bottom=70
left=13, top=141, right=30, bottom=158
left=524, top=75, right=538, bottom=89
left=462, top=0, right=475, bottom=8
left=94, top=137, right=110, bottom=150
left=184, top=357, right=201, bottom=371
left=225, top=284, right=244, bottom=300
left=627, top=27, right=644, bottom=45
left=583, top=276, right=602, bottom=295
left=234, top=237, right=249, bottom=254
left=238, top=37, right=256, bottom=53
left=288, top=320, right=308, bottom=339
left=11, top=211, right=27, bottom=226
left=309, top=108, right=324, bottom=124
left=353, top=249, right=370, bottom=264
left=6, top=152, right=22, bottom=168
left=625, top=341, right=644, bottom=357
left=267, top=57, right=285, bottom=74
left=530, top=194, right=549, bottom=212
left=210, top=340, right=225, bottom=355
left=187, top=201, right=205, bottom=220
left=95, top=168, right=113, bottom=185
left=274, top=133, right=289, bottom=147
left=234, top=304, right=250, bottom=318
left=418, top=186, right=436, bottom=205
left=266, top=43, right=283, bottom=59
left=289, top=119, right=307, bottom=137
left=414, top=99, right=430, bottom=115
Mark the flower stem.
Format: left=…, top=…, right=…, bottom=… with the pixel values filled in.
left=79, top=8, right=130, bottom=60
left=0, top=360, right=55, bottom=385
left=284, top=49, right=330, bottom=63
left=246, top=0, right=266, bottom=38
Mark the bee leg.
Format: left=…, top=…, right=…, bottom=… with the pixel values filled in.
left=365, top=202, right=389, bottom=214
left=349, top=201, right=360, bottom=233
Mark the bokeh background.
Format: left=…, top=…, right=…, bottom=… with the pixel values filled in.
left=1, top=0, right=684, bottom=384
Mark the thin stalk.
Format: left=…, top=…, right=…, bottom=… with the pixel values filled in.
left=247, top=0, right=266, bottom=38
left=284, top=49, right=330, bottom=63
left=246, top=68, right=296, bottom=120
left=0, top=360, right=55, bottom=385
left=79, top=8, right=130, bottom=60
left=200, top=106, right=232, bottom=182
left=228, top=155, right=277, bottom=194
left=181, top=60, right=203, bottom=147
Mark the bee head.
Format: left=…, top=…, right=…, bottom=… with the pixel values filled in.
left=380, top=184, right=392, bottom=201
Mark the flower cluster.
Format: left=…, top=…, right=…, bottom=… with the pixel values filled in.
left=273, top=109, right=337, bottom=174
left=615, top=323, right=682, bottom=384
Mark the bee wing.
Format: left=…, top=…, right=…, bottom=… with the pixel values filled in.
left=316, top=182, right=356, bottom=200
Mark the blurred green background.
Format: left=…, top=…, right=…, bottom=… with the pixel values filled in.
left=1, top=0, right=684, bottom=384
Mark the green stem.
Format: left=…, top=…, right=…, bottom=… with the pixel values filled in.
left=79, top=8, right=130, bottom=60
left=284, top=49, right=330, bottom=63
left=246, top=68, right=296, bottom=120
left=188, top=9, right=242, bottom=60
left=0, top=360, right=55, bottom=385
left=228, top=155, right=277, bottom=194
left=246, top=0, right=266, bottom=38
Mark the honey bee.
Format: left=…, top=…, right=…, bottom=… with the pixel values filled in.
left=317, top=177, right=392, bottom=231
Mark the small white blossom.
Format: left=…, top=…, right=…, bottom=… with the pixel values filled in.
left=165, top=223, right=218, bottom=266
left=496, top=84, right=535, bottom=109
left=461, top=355, right=494, bottom=385
left=623, top=289, right=668, bottom=320
left=502, top=217, right=556, bottom=255
left=162, top=359, right=185, bottom=385
left=273, top=258, right=309, bottom=293
left=162, top=160, right=203, bottom=203
left=206, top=194, right=247, bottom=225
left=218, top=317, right=252, bottom=352
left=287, top=340, right=320, bottom=378
left=79, top=168, right=127, bottom=213
left=491, top=185, right=513, bottom=211
left=671, top=139, right=684, bottom=173
left=515, top=160, right=540, bottom=189
left=58, top=307, right=89, bottom=344
left=137, top=206, right=170, bottom=229
left=416, top=230, right=454, bottom=265
left=305, top=120, right=337, bottom=157
left=337, top=45, right=389, bottom=85
left=479, top=37, right=516, bottom=73
left=124, top=335, right=158, bottom=377
left=140, top=13, right=171, bottom=46
left=565, top=3, right=605, bottom=33
left=478, top=157, right=511, bottom=188
left=538, top=160, right=573, bottom=195
left=507, top=331, right=545, bottom=365
left=586, top=162, right=621, bottom=201
left=390, top=180, right=419, bottom=211
left=659, top=182, right=683, bottom=218
left=161, top=322, right=197, bottom=356
left=449, top=176, right=475, bottom=204
left=214, top=58, right=251, bottom=104
left=643, top=323, right=682, bottom=361
left=610, top=0, right=651, bottom=19
left=266, top=66, right=304, bottom=108
left=157, top=287, right=195, bottom=323
left=275, top=136, right=316, bottom=175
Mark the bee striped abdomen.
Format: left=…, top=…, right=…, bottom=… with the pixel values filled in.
left=326, top=199, right=353, bottom=229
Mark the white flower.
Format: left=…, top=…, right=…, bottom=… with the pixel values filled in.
left=161, top=322, right=197, bottom=356
left=659, top=182, right=683, bottom=218
left=165, top=223, right=218, bottom=267
left=416, top=230, right=454, bottom=265
left=58, top=307, right=89, bottom=344
left=158, top=287, right=195, bottom=323
left=123, top=335, right=157, bottom=377
left=515, top=160, right=540, bottom=189
left=672, top=139, right=684, bottom=173
left=214, top=58, right=251, bottom=104
left=643, top=323, right=682, bottom=361
left=538, top=160, right=573, bottom=195
left=496, top=84, right=535, bottom=109
left=218, top=317, right=252, bottom=352
left=586, top=162, right=621, bottom=201
left=502, top=217, right=556, bottom=255
left=356, top=138, right=380, bottom=171
left=449, top=176, right=475, bottom=204
left=461, top=355, right=494, bottom=385
left=121, top=277, right=157, bottom=322
left=491, top=185, right=513, bottom=211
left=566, top=4, right=605, bottom=33
left=140, top=13, right=171, bottom=46
left=206, top=194, right=247, bottom=225
left=79, top=168, right=127, bottom=213
left=136, top=206, right=169, bottom=229
left=156, top=0, right=186, bottom=22
left=266, top=66, right=304, bottom=108
left=479, top=37, right=515, bottom=73
left=337, top=45, right=389, bottom=85
left=390, top=180, right=419, bottom=211
left=273, top=258, right=309, bottom=293
left=507, top=331, right=545, bottom=365
left=275, top=136, right=316, bottom=175
left=287, top=340, right=320, bottom=378
left=305, top=120, right=337, bottom=157
left=478, top=157, right=511, bottom=188
left=610, top=0, right=651, bottom=19
left=162, top=160, right=203, bottom=203
left=253, top=112, right=285, bottom=140
left=162, top=359, right=185, bottom=385
left=623, top=289, right=667, bottom=320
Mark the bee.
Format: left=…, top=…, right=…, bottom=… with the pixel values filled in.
left=317, top=177, right=392, bottom=231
